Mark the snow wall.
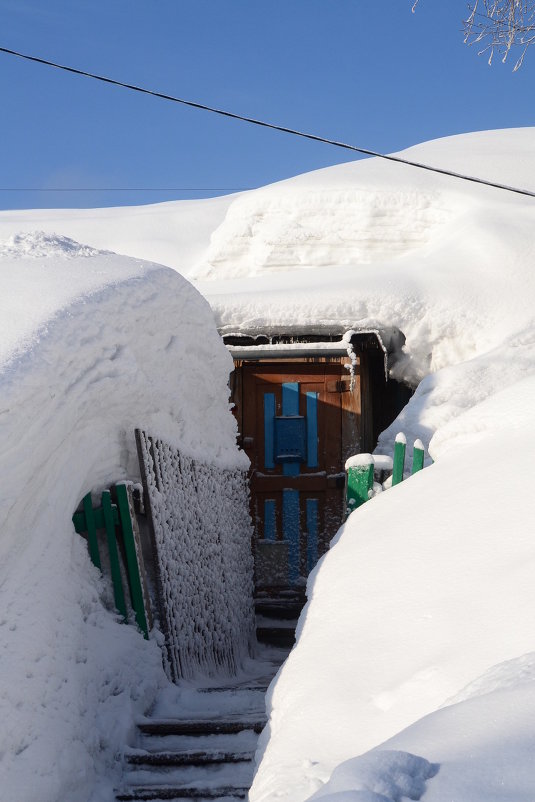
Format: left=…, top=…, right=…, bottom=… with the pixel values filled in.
left=0, top=232, right=247, bottom=802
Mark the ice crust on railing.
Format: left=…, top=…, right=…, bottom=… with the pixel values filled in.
left=137, top=430, right=255, bottom=681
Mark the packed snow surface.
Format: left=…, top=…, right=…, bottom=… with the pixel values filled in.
left=251, top=377, right=535, bottom=801
left=0, top=195, right=233, bottom=275
left=0, top=232, right=244, bottom=802
left=2, top=128, right=535, bottom=802
left=4, top=130, right=534, bottom=386
left=308, top=751, right=438, bottom=802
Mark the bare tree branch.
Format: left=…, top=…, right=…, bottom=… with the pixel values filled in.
left=413, top=1, right=535, bottom=68
left=464, top=1, right=535, bottom=69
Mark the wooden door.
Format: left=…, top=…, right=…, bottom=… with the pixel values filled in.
left=241, top=361, right=347, bottom=591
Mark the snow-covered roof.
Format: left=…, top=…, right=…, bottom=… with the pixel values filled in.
left=2, top=128, right=534, bottom=388
left=225, top=327, right=405, bottom=381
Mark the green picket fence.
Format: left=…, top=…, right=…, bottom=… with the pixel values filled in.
left=72, top=483, right=152, bottom=639
left=345, top=433, right=426, bottom=515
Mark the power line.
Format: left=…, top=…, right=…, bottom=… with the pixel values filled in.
left=1, top=44, right=534, bottom=200
left=0, top=187, right=254, bottom=192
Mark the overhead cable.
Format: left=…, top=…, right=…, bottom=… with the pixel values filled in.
left=1, top=45, right=534, bottom=200
left=0, top=187, right=254, bottom=192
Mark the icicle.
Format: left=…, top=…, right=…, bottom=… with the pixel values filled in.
left=342, top=329, right=358, bottom=392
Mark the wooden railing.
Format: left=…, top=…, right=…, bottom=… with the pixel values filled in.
left=72, top=483, right=152, bottom=639
left=72, top=431, right=256, bottom=682
left=345, top=433, right=427, bottom=514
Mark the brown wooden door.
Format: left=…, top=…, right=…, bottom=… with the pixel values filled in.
left=241, top=361, right=347, bottom=590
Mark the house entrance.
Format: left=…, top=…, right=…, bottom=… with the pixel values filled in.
left=233, top=356, right=359, bottom=591
left=228, top=330, right=410, bottom=596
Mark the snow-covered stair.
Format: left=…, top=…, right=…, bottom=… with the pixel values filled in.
left=254, top=593, right=303, bottom=648
left=116, top=647, right=288, bottom=802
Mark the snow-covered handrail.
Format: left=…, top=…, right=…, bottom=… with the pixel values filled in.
left=345, top=434, right=426, bottom=515
left=72, top=484, right=152, bottom=639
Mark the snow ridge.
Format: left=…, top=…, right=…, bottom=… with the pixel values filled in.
left=196, top=188, right=452, bottom=279
left=308, top=750, right=438, bottom=801
left=0, top=230, right=108, bottom=258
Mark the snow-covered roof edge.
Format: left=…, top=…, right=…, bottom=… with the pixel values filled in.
left=224, top=326, right=405, bottom=381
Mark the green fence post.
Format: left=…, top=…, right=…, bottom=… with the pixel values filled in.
left=101, top=490, right=128, bottom=621
left=392, top=433, right=406, bottom=486
left=115, top=483, right=149, bottom=639
left=346, top=454, right=374, bottom=514
left=412, top=439, right=425, bottom=475
left=83, top=492, right=101, bottom=569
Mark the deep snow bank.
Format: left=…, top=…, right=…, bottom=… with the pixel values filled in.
left=250, top=368, right=535, bottom=801
left=377, top=655, right=535, bottom=802
left=0, top=232, right=244, bottom=802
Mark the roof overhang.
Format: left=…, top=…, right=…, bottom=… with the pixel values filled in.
left=223, top=327, right=405, bottom=381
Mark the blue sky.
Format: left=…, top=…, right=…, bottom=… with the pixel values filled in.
left=0, top=1, right=533, bottom=210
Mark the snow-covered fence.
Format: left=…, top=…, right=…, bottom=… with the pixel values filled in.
left=135, top=429, right=256, bottom=682
left=345, top=434, right=426, bottom=514
left=72, top=484, right=152, bottom=638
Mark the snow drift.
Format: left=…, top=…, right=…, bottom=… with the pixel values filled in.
left=250, top=370, right=535, bottom=801
left=0, top=232, right=244, bottom=802
left=0, top=196, right=233, bottom=276
left=1, top=128, right=535, bottom=802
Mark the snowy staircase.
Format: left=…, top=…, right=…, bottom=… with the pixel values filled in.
left=115, top=647, right=288, bottom=802
left=254, top=593, right=304, bottom=648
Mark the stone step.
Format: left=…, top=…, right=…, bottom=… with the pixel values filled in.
left=118, top=757, right=254, bottom=799
left=116, top=785, right=248, bottom=800
left=137, top=730, right=259, bottom=755
left=137, top=719, right=266, bottom=736
left=254, top=598, right=304, bottom=620
left=117, top=646, right=289, bottom=802
left=197, top=684, right=269, bottom=694
left=126, top=750, right=254, bottom=767
left=256, top=626, right=295, bottom=648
